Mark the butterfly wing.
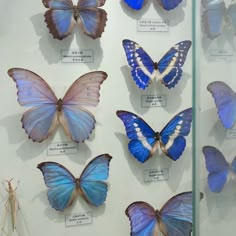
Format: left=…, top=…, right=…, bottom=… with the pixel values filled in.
left=37, top=162, right=77, bottom=211
left=159, top=108, right=192, bottom=161
left=207, top=81, right=236, bottom=129
left=125, top=202, right=158, bottom=236
left=157, top=0, right=183, bottom=10
left=116, top=110, right=158, bottom=163
left=8, top=68, right=59, bottom=142
left=58, top=71, right=107, bottom=143
left=202, top=146, right=230, bottom=192
left=157, top=40, right=192, bottom=89
left=79, top=154, right=112, bottom=206
left=43, top=0, right=75, bottom=40
left=201, top=0, right=226, bottom=39
left=123, top=0, right=145, bottom=10
left=122, top=39, right=156, bottom=90
left=228, top=2, right=236, bottom=35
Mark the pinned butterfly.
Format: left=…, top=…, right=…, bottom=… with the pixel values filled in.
left=123, top=0, right=183, bottom=10
left=202, top=0, right=236, bottom=39
left=116, top=108, right=192, bottom=163
left=122, top=39, right=191, bottom=90
left=126, top=191, right=204, bottom=236
left=207, top=81, right=236, bottom=129
left=8, top=68, right=107, bottom=143
left=43, top=0, right=108, bottom=40
left=37, top=154, right=112, bottom=211
left=202, top=146, right=236, bottom=193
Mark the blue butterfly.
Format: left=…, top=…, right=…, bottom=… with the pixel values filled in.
left=126, top=191, right=204, bottom=236
left=37, top=154, right=112, bottom=211
left=207, top=81, right=236, bottom=129
left=116, top=108, right=192, bottom=163
left=202, top=146, right=236, bottom=193
left=202, top=0, right=236, bottom=39
left=122, top=39, right=192, bottom=90
left=43, top=0, right=107, bottom=40
left=123, top=0, right=183, bottom=10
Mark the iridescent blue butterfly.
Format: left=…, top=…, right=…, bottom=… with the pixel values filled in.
left=202, top=0, right=236, bottom=39
left=207, top=81, right=236, bottom=129
left=126, top=191, right=204, bottom=236
left=116, top=108, right=192, bottom=163
left=37, top=154, right=112, bottom=211
left=43, top=0, right=107, bottom=40
left=122, top=39, right=192, bottom=90
left=123, top=0, right=183, bottom=10
left=202, top=146, right=236, bottom=193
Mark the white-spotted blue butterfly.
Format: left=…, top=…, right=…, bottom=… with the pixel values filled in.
left=122, top=39, right=192, bottom=90
left=116, top=108, right=192, bottom=163
left=43, top=0, right=107, bottom=40
left=8, top=68, right=107, bottom=143
left=202, top=0, right=236, bottom=39
left=37, top=154, right=112, bottom=211
left=126, top=192, right=204, bottom=236
left=207, top=81, right=236, bottom=129
left=202, top=146, right=236, bottom=193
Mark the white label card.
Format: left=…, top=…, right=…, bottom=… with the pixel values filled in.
left=226, top=127, right=236, bottom=139
left=65, top=212, right=93, bottom=227
left=61, top=50, right=94, bottom=63
left=141, top=95, right=167, bottom=107
left=207, top=48, right=236, bottom=62
left=137, top=19, right=169, bottom=32
left=144, top=169, right=169, bottom=182
left=47, top=141, right=78, bottom=156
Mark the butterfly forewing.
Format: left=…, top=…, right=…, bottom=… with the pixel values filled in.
left=157, top=0, right=183, bottom=10
left=123, top=0, right=145, bottom=10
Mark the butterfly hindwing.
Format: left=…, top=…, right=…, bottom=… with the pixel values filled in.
left=158, top=0, right=183, bottom=10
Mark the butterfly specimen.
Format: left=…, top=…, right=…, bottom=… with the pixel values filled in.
left=202, top=146, right=236, bottom=193
left=8, top=68, right=107, bottom=143
left=43, top=0, right=107, bottom=40
left=37, top=154, right=112, bottom=211
left=207, top=81, right=236, bottom=129
left=122, top=39, right=192, bottom=90
left=202, top=0, right=236, bottom=39
left=126, top=191, right=204, bottom=236
left=123, top=0, right=183, bottom=10
left=116, top=108, right=192, bottom=163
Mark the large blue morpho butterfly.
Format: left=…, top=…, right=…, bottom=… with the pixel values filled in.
left=43, top=0, right=107, bottom=40
left=202, top=146, right=236, bottom=193
left=8, top=68, right=107, bottom=143
left=123, top=0, right=183, bottom=11
left=207, top=81, right=236, bottom=129
left=37, top=154, right=112, bottom=211
left=116, top=108, right=192, bottom=163
left=122, top=39, right=192, bottom=90
left=202, top=0, right=236, bottom=39
left=126, top=191, right=204, bottom=236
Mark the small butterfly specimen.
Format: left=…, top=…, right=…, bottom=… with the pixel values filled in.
left=116, top=108, right=192, bottom=163
left=123, top=0, right=183, bottom=10
left=202, top=146, right=236, bottom=193
left=126, top=191, right=204, bottom=236
left=8, top=68, right=107, bottom=142
left=202, top=0, right=236, bottom=39
left=207, top=81, right=236, bottom=129
left=37, top=154, right=112, bottom=211
left=122, top=39, right=192, bottom=90
left=43, top=0, right=107, bottom=40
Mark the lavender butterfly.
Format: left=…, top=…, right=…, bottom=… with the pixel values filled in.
left=8, top=68, right=107, bottom=142
left=126, top=192, right=204, bottom=236
left=43, top=0, right=107, bottom=40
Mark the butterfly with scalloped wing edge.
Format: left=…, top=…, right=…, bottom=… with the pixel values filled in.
left=116, top=108, right=192, bottom=163
left=37, top=154, right=112, bottom=211
left=202, top=0, right=236, bottom=39
left=202, top=146, right=236, bottom=193
left=126, top=191, right=204, bottom=236
left=122, top=39, right=192, bottom=90
left=123, top=0, right=183, bottom=10
left=43, top=0, right=107, bottom=40
left=8, top=68, right=107, bottom=143
left=207, top=81, right=236, bottom=129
